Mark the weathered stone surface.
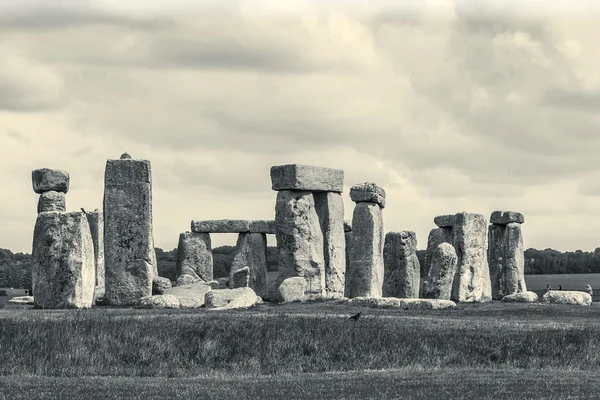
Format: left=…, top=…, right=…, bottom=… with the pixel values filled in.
left=138, top=295, right=180, bottom=309
left=84, top=210, right=105, bottom=300
left=277, top=277, right=307, bottom=302
left=347, top=202, right=384, bottom=298
left=164, top=281, right=212, bottom=307
left=191, top=219, right=249, bottom=233
left=349, top=182, right=386, bottom=208
left=275, top=190, right=326, bottom=299
left=176, top=232, right=212, bottom=282
left=152, top=277, right=172, bottom=295
left=344, top=220, right=352, bottom=232
left=103, top=157, right=154, bottom=306
left=434, top=214, right=455, bottom=228
left=423, top=228, right=453, bottom=281
left=218, top=277, right=229, bottom=289
left=314, top=192, right=346, bottom=297
left=8, top=296, right=35, bottom=305
left=451, top=212, right=492, bottom=303
left=542, top=291, right=592, bottom=306
left=32, top=168, right=70, bottom=194
left=490, top=211, right=524, bottom=225
left=205, top=287, right=258, bottom=310
left=488, top=223, right=527, bottom=300
left=249, top=220, right=276, bottom=234
left=270, top=164, right=344, bottom=193
left=423, top=242, right=457, bottom=300
left=37, top=191, right=66, bottom=213
left=178, top=297, right=205, bottom=308
left=230, top=233, right=267, bottom=296
left=231, top=266, right=250, bottom=288
left=383, top=231, right=420, bottom=298
left=344, top=230, right=353, bottom=297
left=180, top=266, right=201, bottom=281
left=32, top=211, right=95, bottom=309
left=176, top=274, right=199, bottom=286
left=349, top=297, right=456, bottom=310
left=501, top=291, right=538, bottom=303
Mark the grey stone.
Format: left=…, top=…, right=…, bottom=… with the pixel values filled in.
left=344, top=220, right=352, bottom=232
left=423, top=228, right=453, bottom=283
left=37, top=191, right=66, bottom=213
left=490, top=211, right=524, bottom=225
left=32, top=211, right=95, bottom=309
left=8, top=296, right=35, bottom=305
left=383, top=231, right=420, bottom=298
left=152, top=277, right=172, bottom=295
left=434, top=214, right=455, bottom=228
left=218, top=277, right=229, bottom=289
left=191, top=219, right=250, bottom=233
left=164, top=280, right=213, bottom=307
left=176, top=232, right=212, bottom=282
left=120, top=152, right=132, bottom=159
left=349, top=182, right=386, bottom=208
left=176, top=274, right=199, bottom=286
left=314, top=192, right=346, bottom=297
left=542, top=291, right=592, bottom=306
left=488, top=223, right=527, bottom=300
left=231, top=266, right=250, bottom=289
left=32, top=168, right=70, bottom=194
left=205, top=287, right=259, bottom=310
left=180, top=266, right=201, bottom=280
left=103, top=157, right=155, bottom=306
left=249, top=220, right=277, bottom=234
left=277, top=277, right=307, bottom=303
left=270, top=164, right=344, bottom=192
left=275, top=190, right=325, bottom=300
left=230, top=233, right=267, bottom=297
left=349, top=297, right=456, bottom=310
left=138, top=295, right=180, bottom=309
left=84, top=210, right=104, bottom=300
left=178, top=297, right=205, bottom=308
left=423, top=242, right=458, bottom=300
left=501, top=291, right=538, bottom=303
left=347, top=202, right=384, bottom=298
left=344, top=230, right=353, bottom=297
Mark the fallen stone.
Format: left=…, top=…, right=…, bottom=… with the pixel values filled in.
left=344, top=220, right=352, bottom=232
left=37, top=191, right=66, bottom=213
left=501, top=291, right=538, bottom=303
left=178, top=297, right=205, bottom=309
left=231, top=266, right=250, bottom=288
left=383, top=231, right=420, bottom=298
left=32, top=168, right=70, bottom=194
left=205, top=287, right=259, bottom=310
left=349, top=297, right=456, bottom=310
left=349, top=182, right=386, bottom=208
left=191, top=219, right=250, bottom=233
left=542, top=291, right=592, bottom=306
left=218, top=277, right=229, bottom=289
left=152, top=277, right=172, bottom=295
left=270, top=164, right=344, bottom=193
left=230, top=233, right=267, bottom=297
left=164, top=281, right=212, bottom=307
left=8, top=296, right=35, bottom=305
left=423, top=242, right=457, bottom=300
left=176, top=232, right=213, bottom=282
left=138, top=295, right=180, bottom=309
left=84, top=209, right=104, bottom=300
left=490, top=211, right=524, bottom=225
left=32, top=211, right=95, bottom=309
left=278, top=277, right=307, bottom=303
left=249, top=220, right=277, bottom=234
left=434, top=214, right=455, bottom=228
left=176, top=274, right=199, bottom=286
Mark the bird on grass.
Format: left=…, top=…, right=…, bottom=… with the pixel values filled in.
left=348, top=312, right=362, bottom=321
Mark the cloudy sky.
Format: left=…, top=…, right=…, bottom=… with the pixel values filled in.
left=2, top=0, right=600, bottom=253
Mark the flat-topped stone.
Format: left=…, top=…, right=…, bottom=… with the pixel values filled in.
left=270, top=164, right=344, bottom=192
left=191, top=219, right=276, bottom=234
left=434, top=214, right=455, bottom=228
left=32, top=168, right=70, bottom=194
left=490, top=211, right=524, bottom=225
left=349, top=182, right=386, bottom=208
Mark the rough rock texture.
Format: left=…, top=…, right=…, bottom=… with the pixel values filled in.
left=191, top=219, right=250, bottom=233
left=488, top=222, right=527, bottom=300
left=164, top=281, right=212, bottom=307
left=32, top=211, right=95, bottom=309
left=490, top=211, right=524, bottom=225
left=230, top=233, right=267, bottom=297
left=542, top=291, right=592, bottom=305
left=103, top=157, right=155, bottom=306
left=152, top=276, right=172, bottom=295
left=138, top=295, right=180, bottom=309
left=347, top=202, right=384, bottom=298
left=344, top=230, right=353, bottom=297
left=37, top=191, right=66, bottom=213
left=349, top=297, right=456, bottom=310
left=270, top=164, right=344, bottom=193
left=344, top=220, right=352, bottom=232
left=349, top=182, right=386, bottom=208
left=249, top=220, right=277, bottom=234
left=314, top=192, right=346, bottom=297
left=452, top=212, right=492, bottom=303
left=176, top=274, right=199, bottom=286
left=275, top=190, right=326, bottom=299
left=176, top=232, right=212, bottom=282
left=178, top=297, right=205, bottom=308
left=501, top=291, right=538, bottom=303
left=8, top=296, right=35, bottom=305
left=383, top=231, right=420, bottom=298
left=423, top=243, right=457, bottom=300
left=231, top=266, right=250, bottom=288
left=32, top=168, right=70, bottom=194
left=434, top=214, right=455, bottom=228
left=84, top=210, right=105, bottom=299
left=278, top=277, right=307, bottom=302
left=423, top=228, right=454, bottom=280
left=205, top=287, right=258, bottom=310
left=218, top=277, right=229, bottom=289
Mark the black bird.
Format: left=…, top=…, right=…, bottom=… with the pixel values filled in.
left=348, top=312, right=362, bottom=321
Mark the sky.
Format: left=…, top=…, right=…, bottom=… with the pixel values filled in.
left=2, top=0, right=600, bottom=253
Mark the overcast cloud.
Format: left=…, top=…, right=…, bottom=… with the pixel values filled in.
left=2, top=0, right=600, bottom=253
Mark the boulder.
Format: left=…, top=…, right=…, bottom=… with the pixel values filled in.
left=230, top=233, right=267, bottom=296
left=349, top=297, right=456, bottom=310
left=176, top=232, right=213, bottom=282
left=176, top=274, right=200, bottom=286
left=178, top=297, right=205, bottom=309
left=490, top=211, right=524, bottom=225
left=138, top=295, right=180, bottom=309
left=164, top=280, right=212, bottom=307
left=383, top=231, right=420, bottom=298
left=32, top=168, right=69, bottom=194
left=270, top=164, right=344, bottom=193
left=423, top=242, right=457, bottom=300
left=501, top=291, right=538, bottom=303
left=205, top=287, right=259, bottom=310
left=278, top=277, right=307, bottom=303
left=8, top=296, right=35, bottom=305
left=152, top=277, right=172, bottom=295
left=231, top=266, right=250, bottom=288
left=37, top=191, right=66, bottom=213
left=542, top=291, right=592, bottom=306
left=349, top=182, right=386, bottom=208
left=434, top=214, right=455, bottom=228
left=218, top=277, right=229, bottom=289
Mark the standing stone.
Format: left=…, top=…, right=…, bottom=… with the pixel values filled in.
left=344, top=229, right=353, bottom=297
left=32, top=211, right=95, bottom=308
left=275, top=190, right=326, bottom=300
left=488, top=221, right=526, bottom=299
left=314, top=192, right=346, bottom=297
left=84, top=209, right=105, bottom=299
left=231, top=266, right=250, bottom=288
left=423, top=242, right=458, bottom=300
left=103, top=154, right=155, bottom=306
left=32, top=168, right=70, bottom=194
left=230, top=233, right=267, bottom=297
left=383, top=231, right=420, bottom=298
left=37, top=191, right=66, bottom=213
left=176, top=232, right=213, bottom=282
left=423, top=227, right=453, bottom=279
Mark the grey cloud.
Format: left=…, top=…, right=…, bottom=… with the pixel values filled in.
left=542, top=88, right=600, bottom=113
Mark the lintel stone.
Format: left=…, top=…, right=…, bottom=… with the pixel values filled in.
left=191, top=219, right=276, bottom=234
left=490, top=211, right=524, bottom=225
left=434, top=214, right=455, bottom=228
left=270, top=164, right=344, bottom=192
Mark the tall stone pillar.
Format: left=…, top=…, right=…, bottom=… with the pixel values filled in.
left=84, top=209, right=105, bottom=299
left=383, top=231, right=420, bottom=298
left=103, top=153, right=155, bottom=306
left=230, top=232, right=268, bottom=298
left=343, top=220, right=352, bottom=297
left=347, top=183, right=385, bottom=298
left=176, top=231, right=213, bottom=283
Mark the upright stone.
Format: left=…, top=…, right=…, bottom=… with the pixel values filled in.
left=85, top=209, right=105, bottom=298
left=103, top=153, right=154, bottom=306
left=423, top=242, right=458, bottom=300
left=37, top=191, right=66, bottom=213
left=230, top=232, right=267, bottom=298
left=32, top=211, right=95, bottom=308
left=344, top=226, right=353, bottom=298
left=383, top=231, right=420, bottom=298
left=275, top=190, right=326, bottom=300
left=314, top=192, right=346, bottom=297
left=488, top=220, right=526, bottom=299
left=423, top=227, right=453, bottom=279
left=176, top=232, right=213, bottom=282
